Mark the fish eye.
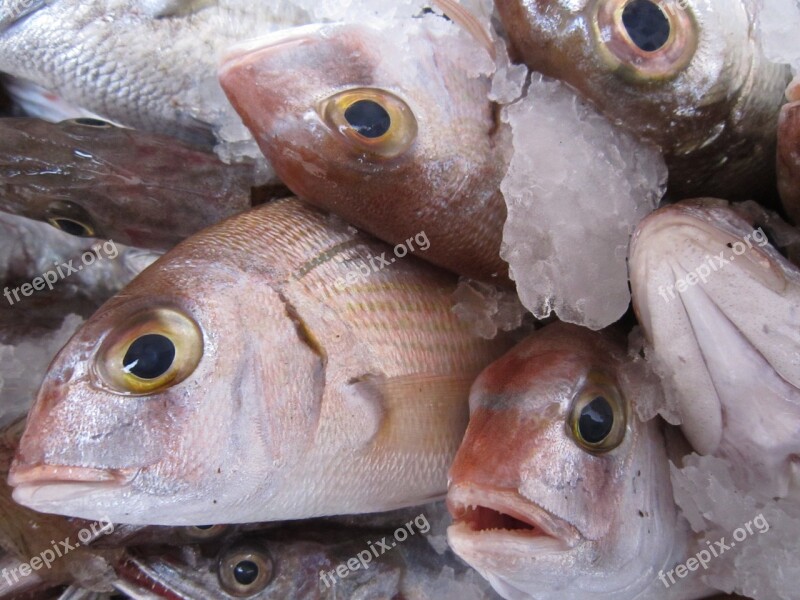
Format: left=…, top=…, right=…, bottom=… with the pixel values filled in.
left=45, top=201, right=96, bottom=238
left=184, top=524, right=228, bottom=540
left=568, top=374, right=627, bottom=453
left=218, top=545, right=273, bottom=597
left=95, top=308, right=203, bottom=395
left=593, top=0, right=697, bottom=80
left=66, top=117, right=114, bottom=128
left=319, top=88, right=418, bottom=159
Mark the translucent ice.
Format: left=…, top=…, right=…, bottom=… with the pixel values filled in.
left=500, top=76, right=667, bottom=329
left=671, top=453, right=800, bottom=599
left=754, top=0, right=800, bottom=69
left=451, top=278, right=526, bottom=339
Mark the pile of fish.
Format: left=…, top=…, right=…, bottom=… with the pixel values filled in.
left=0, top=0, right=798, bottom=598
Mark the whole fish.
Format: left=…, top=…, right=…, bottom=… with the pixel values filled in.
left=9, top=198, right=509, bottom=525
left=446, top=323, right=707, bottom=600
left=0, top=117, right=255, bottom=251
left=778, top=77, right=800, bottom=223
left=494, top=0, right=791, bottom=201
left=628, top=199, right=800, bottom=500
left=219, top=11, right=511, bottom=282
left=0, top=0, right=312, bottom=150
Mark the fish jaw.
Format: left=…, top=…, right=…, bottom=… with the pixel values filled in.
left=629, top=200, right=800, bottom=492
left=219, top=18, right=510, bottom=282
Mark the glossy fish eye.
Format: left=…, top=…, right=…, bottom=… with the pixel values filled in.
left=593, top=0, right=697, bottom=81
left=96, top=308, right=203, bottom=395
left=568, top=374, right=627, bottom=453
left=319, top=88, right=418, bottom=159
left=45, top=201, right=96, bottom=238
left=184, top=524, right=228, bottom=541
left=218, top=545, right=273, bottom=597
left=67, top=117, right=113, bottom=128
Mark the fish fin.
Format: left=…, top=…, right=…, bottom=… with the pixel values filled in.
left=3, top=76, right=114, bottom=124
left=0, top=0, right=48, bottom=33
left=430, top=0, right=496, bottom=61
left=346, top=373, right=472, bottom=452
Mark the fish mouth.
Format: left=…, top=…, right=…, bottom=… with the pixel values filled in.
left=446, top=484, right=579, bottom=554
left=9, top=464, right=135, bottom=511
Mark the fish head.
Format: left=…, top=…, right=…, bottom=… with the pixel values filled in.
left=219, top=16, right=509, bottom=280
left=628, top=199, right=800, bottom=490
left=447, top=323, right=679, bottom=599
left=8, top=217, right=325, bottom=525
left=0, top=117, right=250, bottom=250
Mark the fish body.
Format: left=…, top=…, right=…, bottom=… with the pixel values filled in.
left=0, top=0, right=311, bottom=149
left=219, top=15, right=511, bottom=282
left=778, top=77, right=800, bottom=223
left=495, top=0, right=790, bottom=201
left=446, top=323, right=705, bottom=600
left=9, top=198, right=509, bottom=525
left=0, top=118, right=253, bottom=250
left=628, top=199, right=800, bottom=499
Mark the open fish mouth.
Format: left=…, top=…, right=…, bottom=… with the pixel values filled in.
left=446, top=484, right=580, bottom=553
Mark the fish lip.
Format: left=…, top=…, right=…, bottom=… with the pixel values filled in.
left=219, top=23, right=331, bottom=75
left=446, top=483, right=581, bottom=550
left=8, top=463, right=137, bottom=486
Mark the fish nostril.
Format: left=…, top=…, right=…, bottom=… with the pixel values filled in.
left=621, top=0, right=671, bottom=52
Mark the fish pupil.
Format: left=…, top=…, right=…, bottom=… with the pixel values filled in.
left=122, top=334, right=176, bottom=380
left=621, top=0, right=671, bottom=52
left=579, top=396, right=614, bottom=444
left=52, top=218, right=91, bottom=237
left=233, top=560, right=259, bottom=585
left=344, top=100, right=391, bottom=139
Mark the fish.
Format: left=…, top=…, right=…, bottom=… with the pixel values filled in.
left=0, top=117, right=255, bottom=251
left=110, top=517, right=489, bottom=599
left=628, top=198, right=800, bottom=500
left=446, top=322, right=706, bottom=600
left=778, top=76, right=800, bottom=224
left=494, top=0, right=791, bottom=201
left=218, top=11, right=511, bottom=282
left=0, top=0, right=312, bottom=149
left=8, top=197, right=510, bottom=525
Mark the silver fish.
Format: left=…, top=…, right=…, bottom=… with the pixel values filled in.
left=0, top=0, right=312, bottom=148
left=629, top=198, right=800, bottom=500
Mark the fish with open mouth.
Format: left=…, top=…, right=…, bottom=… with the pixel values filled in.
left=0, top=117, right=256, bottom=251
left=494, top=0, right=791, bottom=201
left=8, top=197, right=509, bottom=526
left=446, top=323, right=708, bottom=600
left=628, top=199, right=800, bottom=500
left=778, top=76, right=800, bottom=223
left=218, top=10, right=511, bottom=282
left=0, top=0, right=313, bottom=150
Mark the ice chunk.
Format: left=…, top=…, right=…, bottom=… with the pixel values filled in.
left=753, top=0, right=800, bottom=69
left=671, top=453, right=800, bottom=599
left=451, top=278, right=527, bottom=339
left=500, top=76, right=667, bottom=329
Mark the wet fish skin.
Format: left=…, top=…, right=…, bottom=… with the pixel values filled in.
left=446, top=323, right=703, bottom=600
left=0, top=117, right=255, bottom=251
left=219, top=16, right=511, bottom=282
left=778, top=78, right=800, bottom=224
left=628, top=199, right=800, bottom=499
left=9, top=198, right=509, bottom=525
left=495, top=0, right=790, bottom=201
left=0, top=0, right=311, bottom=146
